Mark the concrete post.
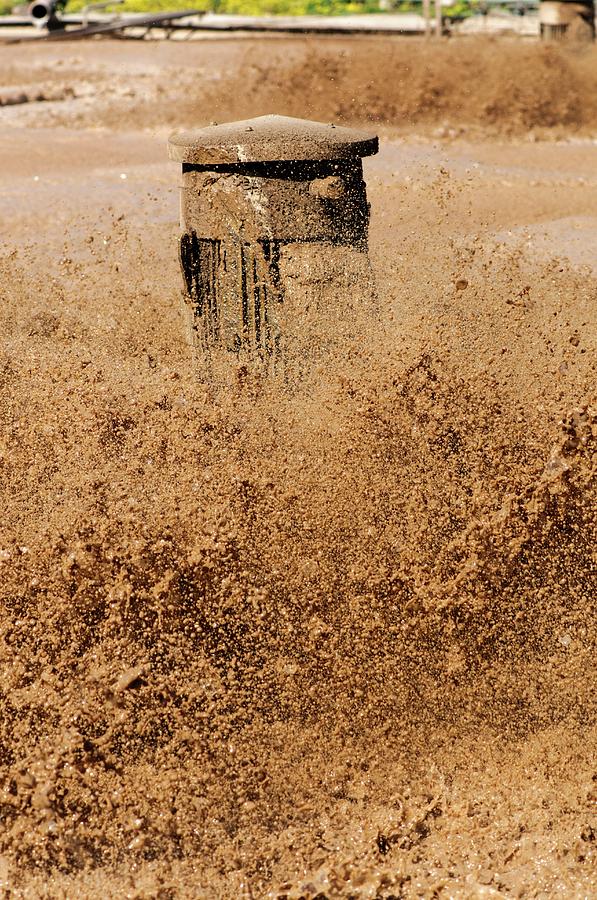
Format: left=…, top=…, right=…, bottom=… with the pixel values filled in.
left=168, top=115, right=378, bottom=365
left=539, top=0, right=595, bottom=39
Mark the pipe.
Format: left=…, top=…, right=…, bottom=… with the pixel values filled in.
left=27, top=0, right=65, bottom=29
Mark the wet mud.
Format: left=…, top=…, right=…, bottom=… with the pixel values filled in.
left=0, top=35, right=596, bottom=899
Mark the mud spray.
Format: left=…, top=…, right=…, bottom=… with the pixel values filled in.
left=0, top=35, right=596, bottom=899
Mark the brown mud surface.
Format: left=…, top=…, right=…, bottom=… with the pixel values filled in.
left=0, top=35, right=596, bottom=898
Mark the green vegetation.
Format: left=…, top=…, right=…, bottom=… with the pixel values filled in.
left=0, top=0, right=475, bottom=20
left=64, top=0, right=393, bottom=12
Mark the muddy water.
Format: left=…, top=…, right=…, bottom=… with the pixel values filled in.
left=0, top=37, right=596, bottom=898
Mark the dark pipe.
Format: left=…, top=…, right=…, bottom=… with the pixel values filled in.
left=27, top=0, right=65, bottom=29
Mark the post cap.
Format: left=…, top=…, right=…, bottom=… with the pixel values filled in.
left=168, top=115, right=378, bottom=166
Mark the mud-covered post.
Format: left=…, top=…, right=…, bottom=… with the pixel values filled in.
left=539, top=0, right=595, bottom=39
left=168, top=115, right=378, bottom=366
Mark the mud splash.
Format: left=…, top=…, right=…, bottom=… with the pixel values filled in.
left=0, top=223, right=595, bottom=895
left=0, top=35, right=596, bottom=900
left=209, top=39, right=597, bottom=135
